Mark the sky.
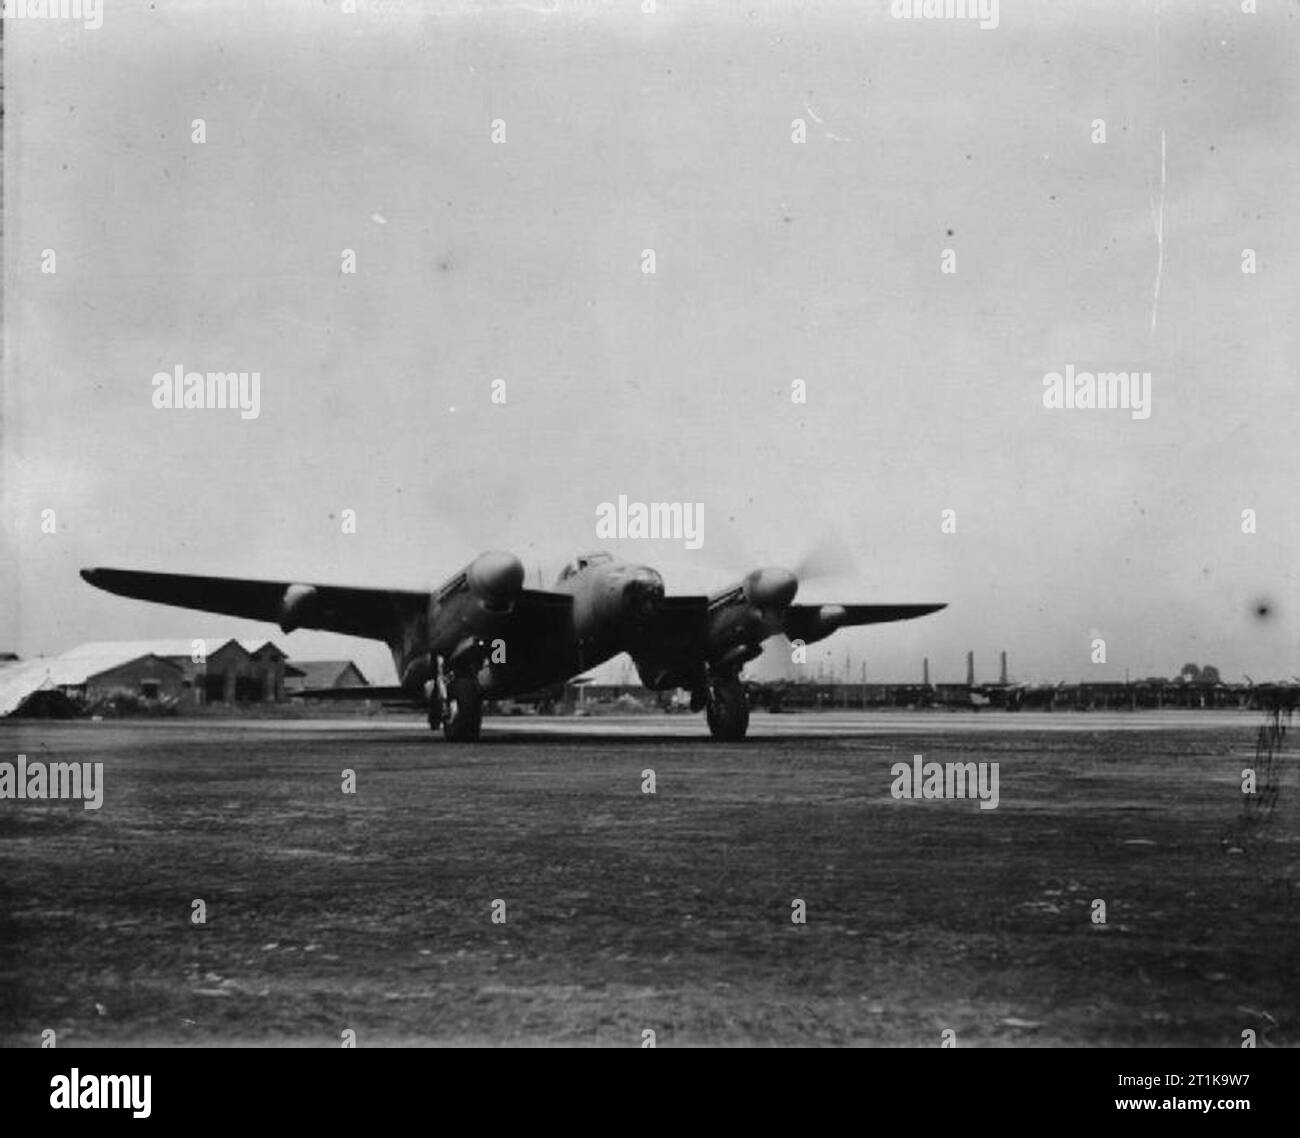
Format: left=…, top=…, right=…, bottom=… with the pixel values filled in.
left=2, top=0, right=1297, bottom=687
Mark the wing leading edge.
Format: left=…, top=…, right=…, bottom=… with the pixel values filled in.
left=783, top=602, right=947, bottom=645
left=79, top=567, right=429, bottom=643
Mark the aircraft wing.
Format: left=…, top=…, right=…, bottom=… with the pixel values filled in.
left=783, top=602, right=946, bottom=645
left=80, top=567, right=429, bottom=642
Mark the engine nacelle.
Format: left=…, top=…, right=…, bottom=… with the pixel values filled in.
left=743, top=566, right=798, bottom=609
left=706, top=566, right=799, bottom=666
left=279, top=584, right=319, bottom=633
left=427, top=551, right=525, bottom=659
left=465, top=551, right=525, bottom=609
left=791, top=604, right=847, bottom=645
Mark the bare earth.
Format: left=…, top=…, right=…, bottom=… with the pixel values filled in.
left=0, top=712, right=1294, bottom=1047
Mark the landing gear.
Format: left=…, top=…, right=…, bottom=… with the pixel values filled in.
left=705, top=675, right=749, bottom=741
left=426, top=656, right=482, bottom=742
left=443, top=674, right=483, bottom=742
left=426, top=681, right=443, bottom=730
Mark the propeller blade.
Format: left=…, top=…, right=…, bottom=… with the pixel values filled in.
left=790, top=530, right=858, bottom=583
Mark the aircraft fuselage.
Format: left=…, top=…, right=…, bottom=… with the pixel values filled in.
left=394, top=551, right=667, bottom=701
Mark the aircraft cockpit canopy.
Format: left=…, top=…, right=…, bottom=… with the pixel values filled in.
left=558, top=551, right=615, bottom=582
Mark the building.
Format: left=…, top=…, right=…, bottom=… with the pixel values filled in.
left=54, top=639, right=282, bottom=705
left=284, top=660, right=369, bottom=694
left=73, top=654, right=189, bottom=703
left=237, top=641, right=291, bottom=702
left=0, top=639, right=293, bottom=716
left=0, top=647, right=189, bottom=713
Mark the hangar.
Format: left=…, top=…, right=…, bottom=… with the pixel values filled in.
left=53, top=639, right=290, bottom=705
left=0, top=639, right=291, bottom=715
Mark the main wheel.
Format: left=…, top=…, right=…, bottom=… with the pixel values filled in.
left=426, top=681, right=443, bottom=731
left=443, top=675, right=483, bottom=742
left=705, top=677, right=749, bottom=741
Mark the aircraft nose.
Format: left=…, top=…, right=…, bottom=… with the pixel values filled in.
left=622, top=567, right=664, bottom=621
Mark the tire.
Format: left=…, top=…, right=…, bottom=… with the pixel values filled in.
left=706, top=678, right=749, bottom=741
left=443, top=675, right=483, bottom=742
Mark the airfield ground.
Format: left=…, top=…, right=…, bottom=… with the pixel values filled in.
left=0, top=712, right=1295, bottom=1046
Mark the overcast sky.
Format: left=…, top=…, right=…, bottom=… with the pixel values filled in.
left=3, top=0, right=1297, bottom=686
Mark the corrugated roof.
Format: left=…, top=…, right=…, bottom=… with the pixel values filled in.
left=54, top=639, right=229, bottom=668
left=51, top=638, right=288, bottom=667
left=237, top=640, right=286, bottom=658
left=0, top=661, right=61, bottom=717
left=37, top=647, right=186, bottom=687
left=289, top=660, right=369, bottom=688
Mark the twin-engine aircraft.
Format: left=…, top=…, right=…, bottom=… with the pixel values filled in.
left=81, top=553, right=945, bottom=741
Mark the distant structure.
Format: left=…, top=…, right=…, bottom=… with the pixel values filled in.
left=0, top=639, right=291, bottom=716
left=966, top=651, right=975, bottom=687
left=1000, top=651, right=1008, bottom=685
left=922, top=657, right=930, bottom=687
left=284, top=660, right=370, bottom=693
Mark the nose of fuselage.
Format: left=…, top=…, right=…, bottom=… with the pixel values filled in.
left=620, top=566, right=665, bottom=624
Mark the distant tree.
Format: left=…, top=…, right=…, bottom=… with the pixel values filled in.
left=1179, top=662, right=1201, bottom=684
left=1199, top=665, right=1221, bottom=685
